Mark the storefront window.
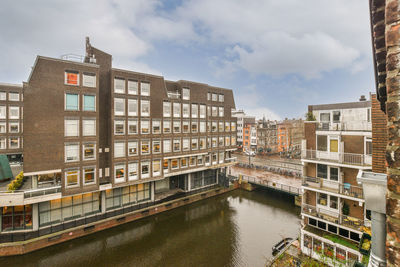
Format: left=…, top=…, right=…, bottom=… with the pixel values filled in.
left=1, top=205, right=32, bottom=231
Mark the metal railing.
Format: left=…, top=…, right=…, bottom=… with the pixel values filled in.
left=316, top=121, right=371, bottom=132
left=339, top=183, right=363, bottom=199
left=24, top=186, right=62, bottom=198
left=302, top=204, right=363, bottom=228
left=342, top=215, right=364, bottom=230
left=60, top=54, right=85, bottom=62
left=241, top=175, right=300, bottom=195
left=302, top=149, right=371, bottom=166
left=302, top=176, right=320, bottom=185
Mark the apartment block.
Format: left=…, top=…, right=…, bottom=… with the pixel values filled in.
left=242, top=121, right=257, bottom=152
left=232, top=109, right=255, bottom=149
left=300, top=97, right=372, bottom=265
left=0, top=83, right=23, bottom=164
left=256, top=119, right=277, bottom=153
left=0, top=39, right=237, bottom=242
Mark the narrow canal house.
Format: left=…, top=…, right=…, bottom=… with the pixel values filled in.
left=0, top=38, right=237, bottom=247
left=300, top=96, right=372, bottom=265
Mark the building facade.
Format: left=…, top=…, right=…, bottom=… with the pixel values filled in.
left=300, top=98, right=372, bottom=265
left=0, top=39, right=237, bottom=243
left=232, top=110, right=255, bottom=149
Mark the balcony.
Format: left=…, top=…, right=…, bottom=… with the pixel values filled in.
left=302, top=203, right=364, bottom=231
left=316, top=121, right=371, bottom=132
left=302, top=149, right=372, bottom=166
left=302, top=176, right=364, bottom=199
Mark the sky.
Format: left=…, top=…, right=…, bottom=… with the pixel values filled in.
left=0, top=0, right=374, bottom=120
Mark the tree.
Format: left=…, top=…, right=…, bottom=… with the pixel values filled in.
left=305, top=112, right=316, bottom=121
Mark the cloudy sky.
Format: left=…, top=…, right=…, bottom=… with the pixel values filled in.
left=0, top=0, right=374, bottom=120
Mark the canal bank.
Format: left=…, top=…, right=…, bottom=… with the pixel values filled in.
left=0, top=187, right=300, bottom=266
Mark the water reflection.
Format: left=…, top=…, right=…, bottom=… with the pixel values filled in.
left=0, top=189, right=299, bottom=267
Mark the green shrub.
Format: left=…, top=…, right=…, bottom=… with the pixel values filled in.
left=7, top=171, right=24, bottom=191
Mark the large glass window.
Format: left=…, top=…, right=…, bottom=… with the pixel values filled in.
left=141, top=100, right=150, bottom=117
left=83, top=95, right=95, bottom=111
left=128, top=80, right=138, bottom=95
left=320, top=113, right=330, bottom=122
left=9, top=92, right=19, bottom=101
left=114, top=78, right=125, bottom=94
left=212, top=106, right=217, bottom=117
left=83, top=119, right=96, bottom=136
left=182, top=120, right=190, bottom=133
left=200, top=121, right=206, bottom=133
left=333, top=111, right=340, bottom=122
left=128, top=99, right=138, bottom=116
left=199, top=105, right=206, bottom=119
left=219, top=121, right=224, bottom=132
left=114, top=142, right=125, bottom=158
left=141, top=120, right=150, bottom=134
left=83, top=167, right=96, bottom=184
left=0, top=106, right=5, bottom=119
left=9, top=137, right=19, bottom=149
left=65, top=143, right=79, bottom=162
left=173, top=103, right=181, bottom=118
left=182, top=103, right=190, bottom=118
left=330, top=167, right=339, bottom=181
left=191, top=138, right=198, bottom=150
left=191, top=121, right=198, bottom=133
left=183, top=138, right=190, bottom=151
left=163, top=101, right=171, bottom=117
left=317, top=164, right=327, bottom=179
left=9, top=106, right=19, bottom=119
left=9, top=122, right=18, bottom=133
left=317, top=135, right=327, bottom=151
left=173, top=138, right=181, bottom=152
left=1, top=205, right=32, bottom=231
left=65, top=169, right=79, bottom=187
left=104, top=185, right=150, bottom=211
left=219, top=107, right=224, bottom=117
left=65, top=119, right=79, bottom=137
left=140, top=82, right=150, bottom=96
left=191, top=104, right=198, bottom=118
left=0, top=92, right=5, bottom=100
left=199, top=137, right=206, bottom=149
left=114, top=98, right=125, bottom=116
left=171, top=159, right=179, bottom=169
left=330, top=196, right=338, bottom=209
left=218, top=94, right=224, bottom=102
left=65, top=71, right=79, bottom=85
left=318, top=193, right=328, bottom=206
left=83, top=143, right=96, bottom=160
left=66, top=93, right=79, bottom=111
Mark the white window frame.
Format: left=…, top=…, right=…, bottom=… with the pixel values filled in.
left=114, top=164, right=126, bottom=183
left=65, top=143, right=79, bottom=162
left=141, top=120, right=150, bottom=134
left=128, top=119, right=138, bottom=135
left=183, top=138, right=190, bottom=151
left=173, top=138, right=181, bottom=152
left=141, top=140, right=150, bottom=155
left=163, top=139, right=171, bottom=153
left=163, top=101, right=171, bottom=117
left=82, top=119, right=96, bottom=136
left=82, top=73, right=96, bottom=88
left=152, top=120, right=161, bottom=134
left=141, top=161, right=150, bottom=178
left=141, top=100, right=150, bottom=117
left=8, top=92, right=19, bottom=101
left=191, top=104, right=198, bottom=118
left=65, top=169, right=80, bottom=188
left=83, top=167, right=96, bottom=185
left=128, top=162, right=138, bottom=181
left=199, top=105, right=206, bottom=119
left=0, top=122, right=5, bottom=133
left=219, top=107, right=224, bottom=117
left=128, top=99, right=138, bottom=116
left=114, top=78, right=125, bottom=94
left=114, top=141, right=126, bottom=158
left=128, top=141, right=138, bottom=156
left=128, top=80, right=138, bottom=95
left=182, top=103, right=190, bottom=118
left=191, top=138, right=198, bottom=150
left=153, top=139, right=161, bottom=154
left=173, top=103, right=181, bottom=118
left=218, top=94, right=224, bottom=102
left=114, top=120, right=125, bottom=135
left=9, top=106, right=19, bottom=119
left=0, top=137, right=5, bottom=149
left=182, top=88, right=190, bottom=100
left=65, top=70, right=79, bottom=86
left=0, top=92, right=6, bottom=101
left=83, top=143, right=96, bottom=161
left=163, top=120, right=171, bottom=134
left=140, top=82, right=150, bottom=96
left=152, top=160, right=161, bottom=177
left=65, top=119, right=79, bottom=137
left=173, top=120, right=181, bottom=133
left=114, top=98, right=125, bottom=116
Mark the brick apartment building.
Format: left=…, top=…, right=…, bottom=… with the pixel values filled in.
left=256, top=119, right=278, bottom=153
left=277, top=119, right=304, bottom=155
left=300, top=97, right=372, bottom=265
left=0, top=38, right=237, bottom=244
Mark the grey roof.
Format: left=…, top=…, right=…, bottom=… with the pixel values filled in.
left=309, top=101, right=371, bottom=111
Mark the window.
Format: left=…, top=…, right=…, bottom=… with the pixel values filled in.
left=163, top=120, right=171, bottom=133
left=66, top=170, right=79, bottom=187
left=231, top=122, right=236, bottom=132
left=200, top=105, right=206, bottom=118
left=207, top=93, right=211, bottom=101
left=219, top=137, right=224, bottom=147
left=153, top=140, right=161, bottom=153
left=212, top=93, right=218, bottom=101
left=128, top=80, right=138, bottom=95
left=152, top=120, right=161, bottom=134
left=330, top=138, right=338, bottom=152
left=83, top=119, right=96, bottom=136
left=9, top=106, right=19, bottom=119
left=219, top=107, right=224, bottom=117
left=317, top=164, right=327, bottom=179
left=141, top=100, right=150, bottom=117
left=141, top=161, right=150, bottom=178
left=0, top=122, right=5, bottom=133
left=207, top=106, right=211, bottom=117
left=0, top=106, right=5, bottom=119
left=191, top=121, right=198, bottom=133
left=0, top=138, right=6, bottom=149
left=114, top=98, right=125, bottom=116
left=190, top=157, right=196, bottom=167
left=163, top=139, right=171, bottom=153
left=173, top=120, right=181, bottom=133
left=182, top=88, right=190, bottom=100
left=128, top=141, right=138, bottom=156
left=367, top=108, right=371, bottom=122
left=140, top=82, right=150, bottom=96
left=114, top=78, right=125, bottom=94
left=172, top=103, right=181, bottom=118
left=182, top=103, right=190, bottom=118
left=212, top=106, right=217, bottom=117
left=83, top=167, right=96, bottom=184
left=83, top=143, right=96, bottom=160
left=219, top=94, right=224, bottom=102
left=9, top=137, right=19, bottom=149
left=114, top=142, right=125, bottom=158
left=183, top=138, right=190, bottom=151
left=212, top=153, right=217, bottom=163
left=197, top=156, right=203, bottom=165
left=330, top=167, right=339, bottom=181
left=1, top=205, right=33, bottom=231
left=153, top=160, right=161, bottom=176
left=173, top=138, right=181, bottom=152
left=182, top=120, right=190, bottom=133
left=191, top=104, right=198, bottom=118
left=317, top=135, right=327, bottom=151
left=181, top=158, right=188, bottom=168
left=114, top=120, right=125, bottom=135
left=65, top=143, right=79, bottom=162
left=141, top=120, right=150, bottom=134
left=83, top=73, right=96, bottom=87
left=163, top=102, right=171, bottom=117
left=333, top=111, right=340, bottom=122
left=163, top=159, right=169, bottom=174
left=65, top=71, right=79, bottom=85
left=320, top=113, right=330, bottom=122
left=212, top=137, right=217, bottom=148
left=128, top=99, right=138, bottom=116
left=191, top=138, right=198, bottom=150
left=219, top=151, right=224, bottom=163
left=200, top=121, right=206, bottom=133
left=66, top=94, right=79, bottom=111
left=318, top=193, right=328, bottom=206
left=65, top=119, right=79, bottom=137
left=219, top=121, right=224, bottom=132
left=225, top=136, right=231, bottom=146
left=366, top=139, right=372, bottom=155
left=9, top=92, right=19, bottom=101
left=171, top=159, right=179, bottom=169
left=0, top=92, right=6, bottom=100
left=212, top=121, right=217, bottom=132
left=128, top=120, right=138, bottom=134
left=128, top=162, right=138, bottom=181
left=114, top=164, right=125, bottom=183
left=141, top=140, right=150, bottom=155
left=199, top=137, right=206, bottom=149
left=330, top=196, right=338, bottom=209
left=231, top=136, right=236, bottom=145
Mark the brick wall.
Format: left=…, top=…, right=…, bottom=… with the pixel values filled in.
left=304, top=122, right=316, bottom=150
left=371, top=93, right=388, bottom=174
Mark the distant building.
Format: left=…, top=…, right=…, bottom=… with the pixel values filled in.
left=232, top=110, right=255, bottom=149
left=257, top=119, right=277, bottom=153
left=277, top=119, right=304, bottom=155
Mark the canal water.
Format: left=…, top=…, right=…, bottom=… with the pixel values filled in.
left=0, top=189, right=300, bottom=267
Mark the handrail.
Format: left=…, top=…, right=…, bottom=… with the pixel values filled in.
left=302, top=149, right=371, bottom=166
left=316, top=121, right=371, bottom=131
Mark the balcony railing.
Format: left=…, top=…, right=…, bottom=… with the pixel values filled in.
left=302, top=149, right=371, bottom=166
left=339, top=183, right=363, bottom=199
left=303, top=176, right=321, bottom=185
left=342, top=215, right=364, bottom=230
left=302, top=177, right=364, bottom=199
left=24, top=186, right=62, bottom=198
left=316, top=121, right=371, bottom=132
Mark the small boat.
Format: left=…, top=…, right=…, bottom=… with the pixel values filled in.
left=272, top=237, right=293, bottom=256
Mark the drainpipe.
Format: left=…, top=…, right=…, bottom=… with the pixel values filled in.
left=357, top=170, right=387, bottom=267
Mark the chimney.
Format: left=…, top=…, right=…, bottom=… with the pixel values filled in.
left=360, top=95, right=367, bottom=101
